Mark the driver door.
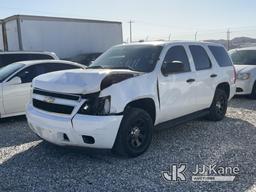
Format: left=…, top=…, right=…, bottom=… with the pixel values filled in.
left=157, top=45, right=198, bottom=123
left=2, top=64, right=45, bottom=115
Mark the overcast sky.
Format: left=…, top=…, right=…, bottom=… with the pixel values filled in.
left=0, top=0, right=256, bottom=41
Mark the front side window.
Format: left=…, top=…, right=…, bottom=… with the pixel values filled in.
left=189, top=45, right=212, bottom=70
left=0, top=63, right=25, bottom=83
left=229, top=50, right=256, bottom=65
left=209, top=46, right=233, bottom=67
left=162, top=46, right=191, bottom=73
left=89, top=45, right=163, bottom=72
left=14, top=64, right=46, bottom=83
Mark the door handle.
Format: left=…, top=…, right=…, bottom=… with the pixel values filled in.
left=186, top=79, right=195, bottom=83
left=210, top=74, right=218, bottom=78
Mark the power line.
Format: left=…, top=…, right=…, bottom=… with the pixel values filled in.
left=195, top=31, right=198, bottom=41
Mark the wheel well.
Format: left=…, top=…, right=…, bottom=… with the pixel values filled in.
left=125, top=98, right=156, bottom=124
left=216, top=82, right=230, bottom=98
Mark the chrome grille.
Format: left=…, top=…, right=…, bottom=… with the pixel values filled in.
left=32, top=88, right=80, bottom=115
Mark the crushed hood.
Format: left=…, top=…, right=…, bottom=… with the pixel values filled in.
left=33, top=69, right=139, bottom=94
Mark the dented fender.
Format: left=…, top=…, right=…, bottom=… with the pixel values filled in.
left=100, top=72, right=159, bottom=114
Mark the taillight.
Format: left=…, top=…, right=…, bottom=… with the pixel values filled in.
left=232, top=65, right=237, bottom=84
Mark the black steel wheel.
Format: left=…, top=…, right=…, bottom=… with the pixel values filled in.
left=207, top=89, right=228, bottom=121
left=112, top=107, right=153, bottom=157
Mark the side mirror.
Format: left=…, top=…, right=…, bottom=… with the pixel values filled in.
left=6, top=76, right=22, bottom=85
left=162, top=60, right=185, bottom=76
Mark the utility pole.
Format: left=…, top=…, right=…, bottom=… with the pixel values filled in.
left=195, top=31, right=198, bottom=41
left=168, top=33, right=171, bottom=40
left=128, top=20, right=135, bottom=43
left=227, top=29, right=231, bottom=50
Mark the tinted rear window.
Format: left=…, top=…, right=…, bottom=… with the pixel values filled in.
left=189, top=45, right=212, bottom=70
left=209, top=46, right=233, bottom=67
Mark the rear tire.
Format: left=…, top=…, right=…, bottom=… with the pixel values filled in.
left=112, top=107, right=153, bottom=157
left=249, top=82, right=256, bottom=99
left=206, top=89, right=228, bottom=121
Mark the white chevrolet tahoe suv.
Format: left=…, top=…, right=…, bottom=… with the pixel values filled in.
left=26, top=41, right=236, bottom=157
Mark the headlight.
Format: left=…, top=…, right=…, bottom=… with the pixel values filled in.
left=78, top=96, right=111, bottom=115
left=237, top=73, right=250, bottom=80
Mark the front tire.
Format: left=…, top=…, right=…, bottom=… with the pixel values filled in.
left=112, top=107, right=153, bottom=157
left=207, top=89, right=228, bottom=121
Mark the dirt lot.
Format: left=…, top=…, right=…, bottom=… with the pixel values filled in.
left=0, top=97, right=255, bottom=192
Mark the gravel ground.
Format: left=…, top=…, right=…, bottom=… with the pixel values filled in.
left=0, top=97, right=255, bottom=192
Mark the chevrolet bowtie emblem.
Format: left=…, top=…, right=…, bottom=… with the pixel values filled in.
left=44, top=96, right=55, bottom=104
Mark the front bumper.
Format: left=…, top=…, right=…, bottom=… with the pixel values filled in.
left=26, top=104, right=123, bottom=149
left=235, top=79, right=254, bottom=95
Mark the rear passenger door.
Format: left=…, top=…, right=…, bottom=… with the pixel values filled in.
left=189, top=45, right=216, bottom=110
left=158, top=45, right=198, bottom=123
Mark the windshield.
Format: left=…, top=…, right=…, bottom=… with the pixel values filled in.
left=0, top=63, right=25, bottom=83
left=229, top=50, right=256, bottom=65
left=89, top=45, right=163, bottom=72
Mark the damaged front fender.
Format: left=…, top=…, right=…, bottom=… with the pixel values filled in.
left=99, top=72, right=159, bottom=114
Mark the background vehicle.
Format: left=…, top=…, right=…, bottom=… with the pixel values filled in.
left=229, top=47, right=256, bottom=99
left=0, top=15, right=122, bottom=59
left=0, top=51, right=58, bottom=68
left=27, top=41, right=236, bottom=157
left=67, top=53, right=102, bottom=66
left=0, top=60, right=84, bottom=118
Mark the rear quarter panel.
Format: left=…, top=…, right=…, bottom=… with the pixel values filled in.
left=205, top=45, right=236, bottom=100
